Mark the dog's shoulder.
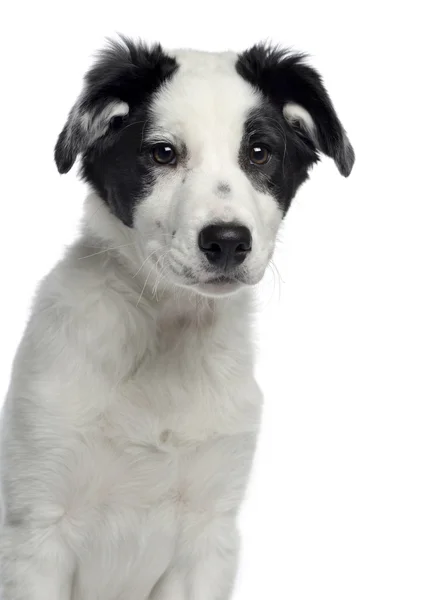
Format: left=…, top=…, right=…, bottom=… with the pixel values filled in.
left=9, top=240, right=151, bottom=400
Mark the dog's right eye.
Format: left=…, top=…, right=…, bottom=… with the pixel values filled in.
left=152, top=144, right=177, bottom=165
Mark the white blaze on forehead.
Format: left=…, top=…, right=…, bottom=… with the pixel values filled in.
left=149, top=50, right=261, bottom=165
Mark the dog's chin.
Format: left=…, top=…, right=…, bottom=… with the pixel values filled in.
left=169, top=273, right=246, bottom=298
left=194, top=279, right=244, bottom=298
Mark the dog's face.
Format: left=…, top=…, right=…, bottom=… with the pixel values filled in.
left=56, top=39, right=354, bottom=297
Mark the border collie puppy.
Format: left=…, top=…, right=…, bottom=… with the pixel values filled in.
left=0, top=38, right=354, bottom=600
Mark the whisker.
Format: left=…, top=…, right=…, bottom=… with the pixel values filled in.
left=84, top=229, right=172, bottom=250
left=152, top=252, right=172, bottom=301
left=270, top=258, right=285, bottom=285
left=118, top=120, right=146, bottom=134
left=132, top=245, right=170, bottom=279
left=152, top=254, right=166, bottom=297
left=79, top=243, right=137, bottom=260
left=136, top=248, right=170, bottom=306
left=136, top=276, right=148, bottom=308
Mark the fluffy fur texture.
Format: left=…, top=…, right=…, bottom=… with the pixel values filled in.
left=0, top=38, right=354, bottom=600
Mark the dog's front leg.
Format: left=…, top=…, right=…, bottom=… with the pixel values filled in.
left=150, top=515, right=239, bottom=600
left=0, top=522, right=74, bottom=600
left=186, top=524, right=239, bottom=600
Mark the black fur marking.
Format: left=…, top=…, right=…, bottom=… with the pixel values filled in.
left=55, top=37, right=178, bottom=226
left=239, top=104, right=318, bottom=213
left=236, top=44, right=354, bottom=177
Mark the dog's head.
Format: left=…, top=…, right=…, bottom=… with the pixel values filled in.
left=55, top=38, right=354, bottom=297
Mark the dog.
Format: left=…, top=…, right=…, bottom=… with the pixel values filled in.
left=0, top=37, right=354, bottom=600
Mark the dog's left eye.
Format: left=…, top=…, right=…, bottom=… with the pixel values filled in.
left=152, top=144, right=177, bottom=165
left=249, top=144, right=270, bottom=165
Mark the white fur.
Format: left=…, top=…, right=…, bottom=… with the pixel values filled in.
left=0, top=51, right=284, bottom=600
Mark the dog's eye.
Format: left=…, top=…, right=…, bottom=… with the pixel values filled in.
left=249, top=145, right=270, bottom=166
left=152, top=144, right=176, bottom=165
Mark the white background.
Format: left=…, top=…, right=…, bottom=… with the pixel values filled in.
left=1, top=1, right=434, bottom=598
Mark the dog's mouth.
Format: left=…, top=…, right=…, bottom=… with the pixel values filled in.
left=164, top=259, right=248, bottom=296
left=202, top=275, right=240, bottom=285
left=188, top=272, right=245, bottom=297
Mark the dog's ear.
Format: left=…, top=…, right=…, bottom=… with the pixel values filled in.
left=54, top=37, right=177, bottom=174
left=237, top=44, right=355, bottom=176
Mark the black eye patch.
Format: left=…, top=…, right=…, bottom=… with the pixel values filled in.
left=239, top=102, right=319, bottom=213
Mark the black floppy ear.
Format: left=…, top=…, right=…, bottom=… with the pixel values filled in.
left=54, top=97, right=129, bottom=174
left=54, top=36, right=177, bottom=174
left=237, top=44, right=355, bottom=176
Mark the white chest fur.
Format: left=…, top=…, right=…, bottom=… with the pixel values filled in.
left=0, top=244, right=263, bottom=600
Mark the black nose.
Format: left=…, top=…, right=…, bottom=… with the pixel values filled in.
left=198, top=224, right=252, bottom=269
